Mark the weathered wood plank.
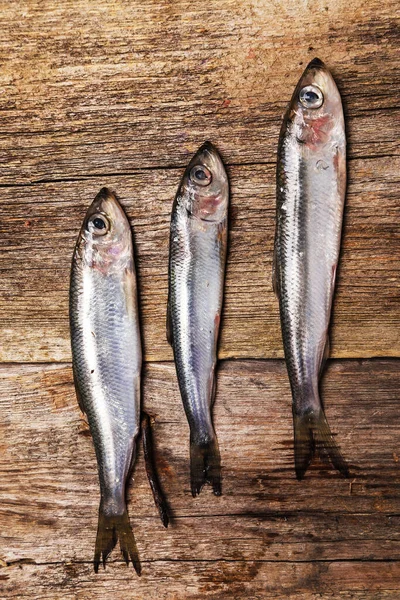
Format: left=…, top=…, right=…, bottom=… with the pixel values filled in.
left=0, top=1, right=398, bottom=184
left=1, top=160, right=399, bottom=363
left=1, top=560, right=400, bottom=600
left=0, top=0, right=399, bottom=597
left=0, top=359, right=398, bottom=574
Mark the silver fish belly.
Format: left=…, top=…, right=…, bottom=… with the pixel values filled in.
left=168, top=142, right=229, bottom=496
left=275, top=59, right=349, bottom=479
left=70, top=187, right=142, bottom=572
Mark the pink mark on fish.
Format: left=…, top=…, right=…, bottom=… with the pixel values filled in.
left=300, top=114, right=334, bottom=150
left=108, top=246, right=122, bottom=256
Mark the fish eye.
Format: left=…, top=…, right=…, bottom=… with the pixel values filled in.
left=299, top=85, right=324, bottom=109
left=87, top=213, right=110, bottom=236
left=190, top=165, right=212, bottom=187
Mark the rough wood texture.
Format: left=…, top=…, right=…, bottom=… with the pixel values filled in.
left=0, top=1, right=398, bottom=184
left=1, top=0, right=399, bottom=597
left=2, top=562, right=400, bottom=600
left=1, top=158, right=399, bottom=362
left=0, top=360, right=399, bottom=598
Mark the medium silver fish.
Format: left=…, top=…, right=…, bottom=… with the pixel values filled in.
left=168, top=142, right=229, bottom=496
left=70, top=188, right=167, bottom=574
left=274, top=59, right=349, bottom=479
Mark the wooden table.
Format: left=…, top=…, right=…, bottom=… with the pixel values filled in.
left=0, top=1, right=399, bottom=598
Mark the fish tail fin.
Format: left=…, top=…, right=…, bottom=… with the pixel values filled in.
left=293, top=408, right=349, bottom=480
left=190, top=432, right=222, bottom=497
left=141, top=412, right=169, bottom=528
left=94, top=507, right=141, bottom=575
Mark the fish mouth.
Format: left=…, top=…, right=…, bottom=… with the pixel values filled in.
left=306, top=57, right=326, bottom=71
left=89, top=187, right=116, bottom=214
left=186, top=141, right=225, bottom=183
left=84, top=187, right=128, bottom=231
left=195, top=141, right=225, bottom=168
left=96, top=187, right=114, bottom=202
left=197, top=140, right=218, bottom=157
left=299, top=57, right=339, bottom=105
left=183, top=141, right=228, bottom=206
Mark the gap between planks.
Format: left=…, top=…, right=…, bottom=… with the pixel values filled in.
left=1, top=357, right=399, bottom=368
left=0, top=153, right=398, bottom=189
left=4, top=557, right=400, bottom=568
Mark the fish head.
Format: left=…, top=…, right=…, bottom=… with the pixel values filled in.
left=75, top=187, right=133, bottom=272
left=288, top=58, right=345, bottom=149
left=179, top=142, right=229, bottom=222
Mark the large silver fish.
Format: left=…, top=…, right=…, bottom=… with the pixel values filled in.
left=274, top=59, right=349, bottom=479
left=70, top=188, right=167, bottom=573
left=168, top=142, right=229, bottom=496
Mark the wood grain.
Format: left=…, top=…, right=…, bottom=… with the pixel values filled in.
left=1, top=159, right=399, bottom=363
left=0, top=360, right=399, bottom=599
left=0, top=0, right=399, bottom=597
left=1, top=561, right=400, bottom=600
left=0, top=0, right=398, bottom=184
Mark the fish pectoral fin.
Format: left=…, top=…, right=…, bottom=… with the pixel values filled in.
left=166, top=298, right=173, bottom=346
left=319, top=336, right=330, bottom=377
left=293, top=407, right=349, bottom=481
left=190, top=432, right=222, bottom=498
left=76, top=390, right=86, bottom=415
left=141, top=412, right=169, bottom=528
left=94, top=507, right=141, bottom=575
left=210, top=363, right=217, bottom=405
left=72, top=365, right=86, bottom=415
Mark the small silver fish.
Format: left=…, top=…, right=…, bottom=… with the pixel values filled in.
left=70, top=188, right=167, bottom=573
left=167, top=142, right=229, bottom=496
left=274, top=59, right=349, bottom=479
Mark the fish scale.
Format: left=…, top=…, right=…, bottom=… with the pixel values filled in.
left=168, top=142, right=229, bottom=497
left=70, top=188, right=142, bottom=573
left=275, top=59, right=349, bottom=480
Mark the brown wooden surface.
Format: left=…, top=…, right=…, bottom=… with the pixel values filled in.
left=1, top=158, right=399, bottom=363
left=0, top=360, right=399, bottom=599
left=0, top=0, right=398, bottom=184
left=0, top=0, right=399, bottom=597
